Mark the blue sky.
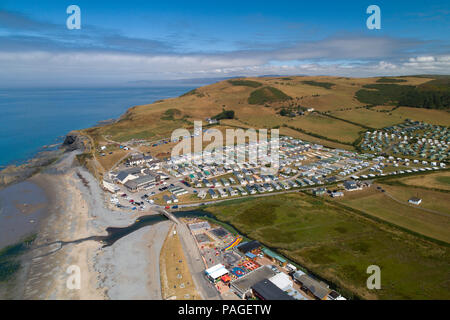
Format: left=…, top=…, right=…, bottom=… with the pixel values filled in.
left=0, top=0, right=449, bottom=86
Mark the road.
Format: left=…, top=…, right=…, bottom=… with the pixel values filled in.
left=175, top=221, right=222, bottom=300
left=153, top=208, right=221, bottom=299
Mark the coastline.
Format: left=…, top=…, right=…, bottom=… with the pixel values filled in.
left=0, top=149, right=171, bottom=299
left=0, top=85, right=197, bottom=300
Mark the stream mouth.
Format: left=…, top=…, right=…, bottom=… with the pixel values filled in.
left=101, top=214, right=168, bottom=247
left=97, top=210, right=217, bottom=247
left=31, top=214, right=170, bottom=256
left=31, top=210, right=220, bottom=257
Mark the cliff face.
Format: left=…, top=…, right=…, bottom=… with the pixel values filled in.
left=62, top=132, right=88, bottom=152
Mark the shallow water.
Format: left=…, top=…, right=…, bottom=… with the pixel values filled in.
left=0, top=181, right=49, bottom=248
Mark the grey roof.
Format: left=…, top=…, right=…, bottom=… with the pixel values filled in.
left=124, top=174, right=157, bottom=189
left=117, top=168, right=141, bottom=181
left=231, top=266, right=277, bottom=295
left=117, top=172, right=129, bottom=182
left=252, top=279, right=295, bottom=300
left=237, top=240, right=261, bottom=253
left=296, top=274, right=330, bottom=299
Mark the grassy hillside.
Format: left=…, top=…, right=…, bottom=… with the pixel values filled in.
left=204, top=193, right=450, bottom=300
left=248, top=86, right=292, bottom=105
left=355, top=76, right=450, bottom=109
left=228, top=79, right=263, bottom=88
left=301, top=80, right=335, bottom=89
left=78, top=75, right=449, bottom=175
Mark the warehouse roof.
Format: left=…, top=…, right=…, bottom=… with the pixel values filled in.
left=269, top=272, right=293, bottom=291
left=252, top=279, right=295, bottom=300
left=230, top=266, right=276, bottom=296
left=237, top=240, right=261, bottom=253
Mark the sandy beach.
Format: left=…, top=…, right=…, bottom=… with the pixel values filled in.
left=1, top=150, right=172, bottom=300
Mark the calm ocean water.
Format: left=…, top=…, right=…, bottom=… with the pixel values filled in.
left=0, top=86, right=194, bottom=167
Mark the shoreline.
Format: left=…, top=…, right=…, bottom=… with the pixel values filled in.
left=1, top=150, right=171, bottom=299
left=0, top=148, right=64, bottom=189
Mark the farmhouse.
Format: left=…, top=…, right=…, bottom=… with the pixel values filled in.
left=343, top=180, right=362, bottom=191
left=331, top=191, right=344, bottom=198
left=408, top=197, right=422, bottom=205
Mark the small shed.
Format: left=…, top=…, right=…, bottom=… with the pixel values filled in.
left=262, top=248, right=287, bottom=267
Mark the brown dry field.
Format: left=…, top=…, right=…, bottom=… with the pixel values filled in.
left=378, top=183, right=450, bottom=215
left=331, top=108, right=405, bottom=128
left=159, top=224, right=201, bottom=300
left=96, top=149, right=130, bottom=172
left=337, top=186, right=450, bottom=243
left=279, top=126, right=354, bottom=150
left=330, top=107, right=449, bottom=130
left=391, top=107, right=450, bottom=126
left=396, top=171, right=450, bottom=191
left=287, top=113, right=364, bottom=143
left=80, top=76, right=442, bottom=144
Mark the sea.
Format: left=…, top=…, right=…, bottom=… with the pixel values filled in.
left=0, top=86, right=195, bottom=168
left=0, top=86, right=197, bottom=248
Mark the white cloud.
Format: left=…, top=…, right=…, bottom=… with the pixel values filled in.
left=1, top=50, right=449, bottom=87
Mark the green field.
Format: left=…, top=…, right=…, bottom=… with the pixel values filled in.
left=204, top=193, right=450, bottom=300
left=376, top=78, right=408, bottom=83
left=301, top=80, right=335, bottom=89
left=355, top=79, right=450, bottom=109
left=248, top=86, right=292, bottom=105
left=228, top=79, right=263, bottom=88
left=436, top=176, right=450, bottom=186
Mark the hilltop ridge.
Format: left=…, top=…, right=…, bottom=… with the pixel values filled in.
left=76, top=75, right=449, bottom=176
